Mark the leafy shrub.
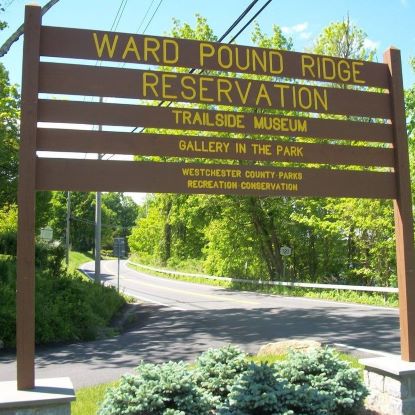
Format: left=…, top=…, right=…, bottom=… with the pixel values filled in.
left=218, top=362, right=293, bottom=415
left=193, top=345, right=249, bottom=408
left=0, top=257, right=125, bottom=348
left=98, top=361, right=210, bottom=415
left=97, top=346, right=368, bottom=415
left=35, top=240, right=65, bottom=276
left=275, top=347, right=368, bottom=414
left=34, top=271, right=125, bottom=345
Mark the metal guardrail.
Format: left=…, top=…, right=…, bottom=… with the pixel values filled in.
left=127, top=260, right=399, bottom=294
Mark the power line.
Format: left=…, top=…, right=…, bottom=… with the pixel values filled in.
left=4, top=0, right=17, bottom=10
left=217, top=0, right=260, bottom=42
left=228, top=0, right=273, bottom=44
left=142, top=0, right=164, bottom=34
left=129, top=0, right=272, bottom=135
left=135, top=0, right=157, bottom=33
left=110, top=0, right=129, bottom=32
left=70, top=215, right=134, bottom=230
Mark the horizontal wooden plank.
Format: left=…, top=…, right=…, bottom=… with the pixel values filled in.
left=38, top=100, right=393, bottom=143
left=36, top=158, right=396, bottom=199
left=37, top=129, right=395, bottom=167
left=40, top=26, right=390, bottom=88
left=39, top=63, right=391, bottom=119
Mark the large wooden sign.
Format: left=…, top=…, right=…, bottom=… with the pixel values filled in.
left=17, top=5, right=415, bottom=389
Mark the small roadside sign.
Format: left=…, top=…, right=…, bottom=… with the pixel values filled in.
left=40, top=226, right=53, bottom=242
left=280, top=246, right=292, bottom=256
left=113, top=237, right=125, bottom=258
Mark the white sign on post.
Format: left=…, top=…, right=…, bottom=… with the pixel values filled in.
left=280, top=246, right=292, bottom=256
left=40, top=226, right=53, bottom=242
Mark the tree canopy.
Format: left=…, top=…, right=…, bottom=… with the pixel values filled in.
left=128, top=15, right=412, bottom=288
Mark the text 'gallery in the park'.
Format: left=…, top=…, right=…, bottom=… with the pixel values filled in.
left=12, top=3, right=415, bottom=406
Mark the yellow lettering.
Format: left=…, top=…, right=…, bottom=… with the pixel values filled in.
left=199, top=77, right=214, bottom=102
left=143, top=37, right=161, bottom=62
left=199, top=43, right=215, bottom=66
left=183, top=111, right=191, bottom=125
left=301, top=54, right=315, bottom=78
left=235, top=80, right=251, bottom=104
left=235, top=47, right=250, bottom=71
left=181, top=76, right=197, bottom=100
left=122, top=36, right=140, bottom=60
left=161, top=73, right=177, bottom=99
left=142, top=72, right=159, bottom=98
left=273, top=84, right=289, bottom=107
left=92, top=33, right=119, bottom=58
left=218, top=45, right=233, bottom=69
left=252, top=49, right=267, bottom=73
left=322, top=57, right=336, bottom=80
left=269, top=51, right=283, bottom=74
left=314, top=88, right=328, bottom=111
left=179, top=140, right=186, bottom=151
left=217, top=79, right=233, bottom=103
left=352, top=61, right=365, bottom=84
left=337, top=59, right=351, bottom=82
left=172, top=109, right=181, bottom=124
left=255, top=84, right=272, bottom=106
left=163, top=39, right=179, bottom=64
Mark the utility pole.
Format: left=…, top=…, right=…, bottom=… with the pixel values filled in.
left=94, top=176, right=102, bottom=281
left=65, top=191, right=71, bottom=266
left=94, top=96, right=103, bottom=281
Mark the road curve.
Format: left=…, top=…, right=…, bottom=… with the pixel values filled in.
left=0, top=260, right=400, bottom=389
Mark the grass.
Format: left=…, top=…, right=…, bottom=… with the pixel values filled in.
left=68, top=250, right=94, bottom=273
left=71, top=381, right=118, bottom=415
left=71, top=351, right=363, bottom=414
left=128, top=261, right=398, bottom=308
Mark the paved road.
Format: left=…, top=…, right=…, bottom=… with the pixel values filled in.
left=0, top=260, right=400, bottom=389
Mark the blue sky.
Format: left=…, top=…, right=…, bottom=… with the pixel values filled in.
left=1, top=0, right=415, bottom=87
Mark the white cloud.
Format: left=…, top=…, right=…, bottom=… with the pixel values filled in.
left=282, top=22, right=309, bottom=35
left=364, top=38, right=380, bottom=50
left=299, top=31, right=312, bottom=40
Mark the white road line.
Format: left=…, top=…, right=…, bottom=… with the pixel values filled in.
left=126, top=293, right=187, bottom=311
left=333, top=343, right=399, bottom=358
left=92, top=261, right=188, bottom=311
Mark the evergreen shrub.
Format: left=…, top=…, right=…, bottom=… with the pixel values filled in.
left=275, top=347, right=368, bottom=414
left=193, top=345, right=249, bottom=408
left=98, top=346, right=368, bottom=415
left=218, top=362, right=293, bottom=415
left=98, top=361, right=210, bottom=415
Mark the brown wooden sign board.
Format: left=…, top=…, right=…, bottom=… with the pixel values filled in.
left=39, top=62, right=392, bottom=119
left=38, top=100, right=394, bottom=143
left=36, top=159, right=396, bottom=199
left=37, top=129, right=395, bottom=167
left=17, top=5, right=415, bottom=390
left=40, top=26, right=390, bottom=88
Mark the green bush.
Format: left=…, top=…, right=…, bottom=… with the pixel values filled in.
left=34, top=271, right=125, bottom=345
left=218, top=362, right=293, bottom=415
left=275, top=347, right=368, bottom=414
left=0, top=253, right=125, bottom=348
left=35, top=240, right=65, bottom=276
left=193, top=345, right=249, bottom=409
left=98, top=361, right=210, bottom=415
left=98, top=346, right=368, bottom=415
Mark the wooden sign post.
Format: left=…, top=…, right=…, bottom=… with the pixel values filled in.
left=16, top=4, right=414, bottom=389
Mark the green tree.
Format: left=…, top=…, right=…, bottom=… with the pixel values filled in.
left=405, top=58, right=415, bottom=207
left=128, top=15, right=399, bottom=286
left=312, top=15, right=375, bottom=61
left=308, top=16, right=395, bottom=285
left=101, top=192, right=138, bottom=246
left=0, top=63, right=19, bottom=206
left=48, top=192, right=137, bottom=253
